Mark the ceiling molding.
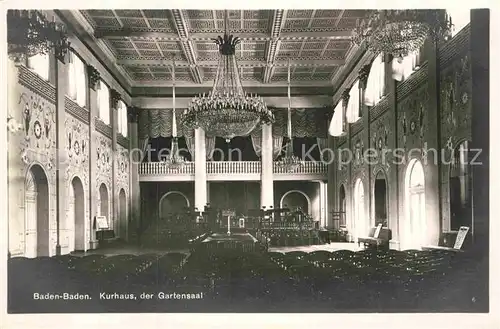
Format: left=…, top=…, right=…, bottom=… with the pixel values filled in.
left=94, top=30, right=353, bottom=41
left=263, top=9, right=287, bottom=83
left=117, top=58, right=345, bottom=67
left=170, top=10, right=204, bottom=84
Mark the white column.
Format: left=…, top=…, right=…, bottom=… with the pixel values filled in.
left=194, top=128, right=207, bottom=210
left=319, top=181, right=327, bottom=227
left=111, top=92, right=119, bottom=234
left=88, top=65, right=99, bottom=250
left=55, top=55, right=68, bottom=255
left=260, top=124, right=274, bottom=209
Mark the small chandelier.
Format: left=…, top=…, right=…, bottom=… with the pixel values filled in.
left=352, top=10, right=452, bottom=58
left=162, top=58, right=187, bottom=171
left=181, top=10, right=274, bottom=142
left=7, top=10, right=70, bottom=65
left=277, top=60, right=302, bottom=173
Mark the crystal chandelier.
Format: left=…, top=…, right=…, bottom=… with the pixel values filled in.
left=352, top=10, right=452, bottom=58
left=7, top=10, right=70, bottom=65
left=162, top=59, right=187, bottom=171
left=277, top=60, right=302, bottom=173
left=181, top=11, right=274, bottom=142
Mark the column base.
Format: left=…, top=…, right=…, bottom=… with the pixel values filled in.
left=89, top=240, right=99, bottom=250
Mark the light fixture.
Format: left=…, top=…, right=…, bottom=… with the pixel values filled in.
left=277, top=60, right=302, bottom=173
left=181, top=10, right=274, bottom=142
left=162, top=58, right=187, bottom=171
left=7, top=10, right=70, bottom=65
left=352, top=10, right=451, bottom=58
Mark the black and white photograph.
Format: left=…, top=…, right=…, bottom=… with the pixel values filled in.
left=2, top=2, right=493, bottom=324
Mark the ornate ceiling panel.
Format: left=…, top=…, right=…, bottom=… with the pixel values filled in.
left=76, top=9, right=370, bottom=88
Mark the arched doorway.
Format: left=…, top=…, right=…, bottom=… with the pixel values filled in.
left=24, top=164, right=50, bottom=258
left=280, top=190, right=311, bottom=215
left=373, top=171, right=388, bottom=227
left=70, top=176, right=85, bottom=252
left=159, top=191, right=190, bottom=219
left=404, top=159, right=426, bottom=249
left=449, top=140, right=472, bottom=230
left=353, top=178, right=367, bottom=240
left=339, top=184, right=346, bottom=228
left=98, top=183, right=109, bottom=229
left=118, top=189, right=127, bottom=240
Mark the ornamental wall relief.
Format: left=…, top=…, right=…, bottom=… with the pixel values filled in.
left=95, top=133, right=113, bottom=191
left=116, top=145, right=130, bottom=193
left=16, top=90, right=57, bottom=182
left=398, top=84, right=428, bottom=150
left=64, top=114, right=89, bottom=183
left=440, top=53, right=472, bottom=150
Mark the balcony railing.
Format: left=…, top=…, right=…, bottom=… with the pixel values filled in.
left=273, top=161, right=327, bottom=175
left=139, top=161, right=327, bottom=181
left=140, top=162, right=195, bottom=175
left=207, top=161, right=261, bottom=174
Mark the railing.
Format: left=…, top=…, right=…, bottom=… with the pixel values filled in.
left=139, top=162, right=195, bottom=175
left=207, top=161, right=261, bottom=174
left=139, top=161, right=328, bottom=179
left=273, top=161, right=327, bottom=175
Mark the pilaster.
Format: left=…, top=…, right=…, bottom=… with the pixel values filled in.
left=110, top=89, right=120, bottom=233
left=55, top=51, right=69, bottom=255
left=194, top=128, right=207, bottom=210
left=87, top=64, right=99, bottom=248
left=260, top=123, right=274, bottom=210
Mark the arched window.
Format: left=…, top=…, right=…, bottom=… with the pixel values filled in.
left=117, top=100, right=128, bottom=137
left=67, top=51, right=87, bottom=107
left=97, top=80, right=110, bottom=125
left=27, top=53, right=50, bottom=81
left=404, top=159, right=426, bottom=249
left=328, top=101, right=344, bottom=136
left=392, top=50, right=421, bottom=82
left=353, top=178, right=366, bottom=239
left=364, top=53, right=385, bottom=106
left=447, top=9, right=470, bottom=37
left=346, top=80, right=360, bottom=123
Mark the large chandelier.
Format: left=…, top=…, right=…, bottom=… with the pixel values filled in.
left=7, top=10, right=70, bottom=65
left=181, top=11, right=274, bottom=142
left=162, top=59, right=187, bottom=171
left=352, top=10, right=452, bottom=58
left=277, top=60, right=302, bottom=173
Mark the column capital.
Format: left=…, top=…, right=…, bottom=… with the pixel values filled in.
left=358, top=64, right=371, bottom=90
left=341, top=90, right=350, bottom=108
left=110, top=89, right=121, bottom=109
left=127, top=106, right=140, bottom=123
left=87, top=65, right=101, bottom=90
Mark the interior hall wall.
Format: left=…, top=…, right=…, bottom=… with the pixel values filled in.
left=331, top=26, right=472, bottom=250
left=8, top=62, right=58, bottom=257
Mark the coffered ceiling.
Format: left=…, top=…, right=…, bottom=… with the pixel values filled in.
left=59, top=9, right=370, bottom=96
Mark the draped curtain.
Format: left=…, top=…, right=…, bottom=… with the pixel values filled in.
left=271, top=108, right=329, bottom=138
left=139, top=108, right=329, bottom=159
left=250, top=128, right=284, bottom=160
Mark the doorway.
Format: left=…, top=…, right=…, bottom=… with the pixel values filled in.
left=24, top=165, right=50, bottom=258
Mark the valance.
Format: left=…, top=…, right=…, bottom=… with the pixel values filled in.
left=138, top=109, right=191, bottom=139
left=138, top=107, right=331, bottom=139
